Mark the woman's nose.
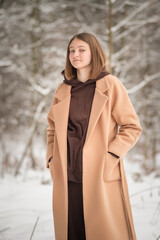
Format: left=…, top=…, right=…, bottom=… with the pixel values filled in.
left=73, top=50, right=79, bottom=57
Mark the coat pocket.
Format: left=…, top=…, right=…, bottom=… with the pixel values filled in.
left=103, top=152, right=121, bottom=182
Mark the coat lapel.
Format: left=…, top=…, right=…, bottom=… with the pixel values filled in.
left=84, top=80, right=109, bottom=146
left=52, top=77, right=109, bottom=167
left=52, top=85, right=71, bottom=172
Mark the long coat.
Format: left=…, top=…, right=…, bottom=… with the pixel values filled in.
left=46, top=73, right=142, bottom=240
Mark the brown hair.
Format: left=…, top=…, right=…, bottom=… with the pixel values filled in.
left=64, top=32, right=108, bottom=80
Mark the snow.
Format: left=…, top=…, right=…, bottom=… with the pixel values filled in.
left=124, top=159, right=160, bottom=240
left=0, top=161, right=160, bottom=240
left=0, top=171, right=54, bottom=240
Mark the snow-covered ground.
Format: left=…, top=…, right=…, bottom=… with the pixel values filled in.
left=0, top=170, right=54, bottom=240
left=124, top=160, right=160, bottom=240
left=0, top=160, right=160, bottom=240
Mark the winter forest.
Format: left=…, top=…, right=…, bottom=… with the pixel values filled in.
left=0, top=0, right=160, bottom=239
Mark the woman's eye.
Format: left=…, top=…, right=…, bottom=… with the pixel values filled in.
left=69, top=49, right=85, bottom=53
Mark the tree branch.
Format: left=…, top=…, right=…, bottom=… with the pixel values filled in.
left=127, top=72, right=160, bottom=94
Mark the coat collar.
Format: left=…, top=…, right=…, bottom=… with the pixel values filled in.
left=54, top=76, right=109, bottom=101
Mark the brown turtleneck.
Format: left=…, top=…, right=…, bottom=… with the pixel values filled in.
left=62, top=69, right=111, bottom=183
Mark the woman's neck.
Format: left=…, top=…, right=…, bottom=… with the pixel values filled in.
left=77, top=67, right=91, bottom=83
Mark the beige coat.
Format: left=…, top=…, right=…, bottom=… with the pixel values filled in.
left=46, top=74, right=142, bottom=240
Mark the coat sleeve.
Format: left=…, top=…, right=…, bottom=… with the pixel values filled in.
left=46, top=84, right=62, bottom=168
left=107, top=75, right=143, bottom=159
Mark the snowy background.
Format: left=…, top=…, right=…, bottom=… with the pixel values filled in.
left=0, top=0, right=160, bottom=239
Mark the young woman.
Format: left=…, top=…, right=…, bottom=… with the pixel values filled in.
left=46, top=32, right=142, bottom=240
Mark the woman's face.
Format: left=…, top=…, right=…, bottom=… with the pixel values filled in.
left=69, top=38, right=92, bottom=70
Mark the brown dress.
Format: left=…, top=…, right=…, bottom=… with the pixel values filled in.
left=62, top=68, right=111, bottom=240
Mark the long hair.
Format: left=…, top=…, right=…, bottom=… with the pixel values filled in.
left=64, top=32, right=108, bottom=80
